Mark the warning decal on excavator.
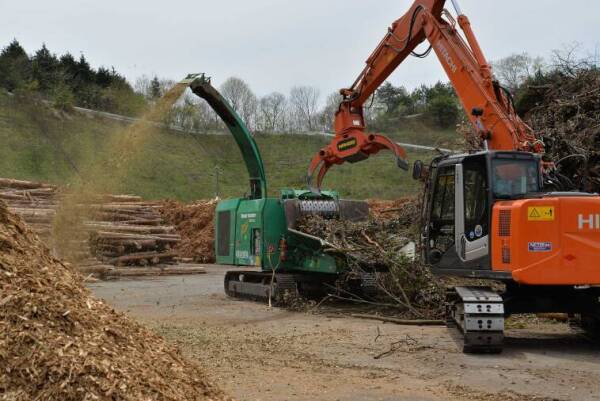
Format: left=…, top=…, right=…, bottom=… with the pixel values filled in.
left=528, top=207, right=555, bottom=221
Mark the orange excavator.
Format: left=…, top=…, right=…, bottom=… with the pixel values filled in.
left=308, top=0, right=600, bottom=352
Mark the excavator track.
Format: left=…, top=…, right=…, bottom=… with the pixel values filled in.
left=446, top=286, right=505, bottom=354
left=569, top=313, right=600, bottom=342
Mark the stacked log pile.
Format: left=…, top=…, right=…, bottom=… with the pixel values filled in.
left=0, top=178, right=187, bottom=276
left=87, top=196, right=181, bottom=267
left=0, top=178, right=58, bottom=242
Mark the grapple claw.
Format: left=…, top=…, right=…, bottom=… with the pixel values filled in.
left=306, top=130, right=409, bottom=193
left=307, top=155, right=332, bottom=194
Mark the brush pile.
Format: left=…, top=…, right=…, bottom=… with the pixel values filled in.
left=525, top=69, right=600, bottom=192
left=0, top=202, right=228, bottom=401
left=158, top=199, right=216, bottom=263
left=297, top=198, right=444, bottom=318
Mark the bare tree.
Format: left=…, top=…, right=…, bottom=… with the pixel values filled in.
left=159, top=78, right=177, bottom=96
left=492, top=52, right=545, bottom=93
left=134, top=75, right=152, bottom=99
left=135, top=75, right=179, bottom=100
left=289, top=85, right=320, bottom=132
left=196, top=99, right=222, bottom=131
left=318, top=91, right=342, bottom=132
left=258, top=92, right=286, bottom=132
left=220, top=77, right=258, bottom=129
left=174, top=96, right=200, bottom=132
left=551, top=42, right=594, bottom=77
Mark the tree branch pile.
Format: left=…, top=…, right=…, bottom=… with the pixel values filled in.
left=0, top=202, right=229, bottom=401
left=297, top=198, right=445, bottom=319
left=525, top=69, right=600, bottom=192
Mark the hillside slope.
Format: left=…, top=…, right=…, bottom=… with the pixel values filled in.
left=0, top=92, right=455, bottom=200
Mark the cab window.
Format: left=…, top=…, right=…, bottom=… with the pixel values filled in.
left=431, top=166, right=455, bottom=223
left=463, top=158, right=488, bottom=239
left=429, top=166, right=455, bottom=254
left=492, top=158, right=540, bottom=199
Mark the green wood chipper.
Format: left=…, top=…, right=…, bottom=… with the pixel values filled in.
left=182, top=73, right=376, bottom=302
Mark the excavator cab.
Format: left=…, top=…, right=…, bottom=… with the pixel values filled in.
left=420, top=151, right=542, bottom=279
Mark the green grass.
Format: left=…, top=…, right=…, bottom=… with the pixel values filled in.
left=0, top=92, right=455, bottom=201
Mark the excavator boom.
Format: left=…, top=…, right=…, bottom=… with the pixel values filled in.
left=307, top=0, right=544, bottom=192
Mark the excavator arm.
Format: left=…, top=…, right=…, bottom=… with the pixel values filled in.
left=308, top=0, right=545, bottom=192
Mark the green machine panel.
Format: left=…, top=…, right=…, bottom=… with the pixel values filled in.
left=215, top=198, right=240, bottom=265
left=233, top=199, right=264, bottom=267
left=260, top=198, right=288, bottom=270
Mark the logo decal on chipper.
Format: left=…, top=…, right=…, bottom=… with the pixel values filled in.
left=528, top=242, right=552, bottom=252
left=578, top=214, right=600, bottom=230
left=528, top=207, right=555, bottom=221
left=337, top=138, right=357, bottom=151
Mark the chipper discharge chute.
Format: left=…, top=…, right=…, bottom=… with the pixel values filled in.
left=183, top=73, right=377, bottom=302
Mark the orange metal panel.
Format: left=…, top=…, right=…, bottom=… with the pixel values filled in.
left=492, top=197, right=600, bottom=285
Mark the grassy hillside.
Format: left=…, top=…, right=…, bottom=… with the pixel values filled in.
left=0, top=92, right=458, bottom=201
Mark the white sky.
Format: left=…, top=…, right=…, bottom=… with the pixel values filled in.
left=1, top=0, right=599, bottom=99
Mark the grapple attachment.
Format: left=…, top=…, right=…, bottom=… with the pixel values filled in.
left=307, top=130, right=409, bottom=193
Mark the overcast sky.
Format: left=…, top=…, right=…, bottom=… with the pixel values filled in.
left=2, top=0, right=599, bottom=99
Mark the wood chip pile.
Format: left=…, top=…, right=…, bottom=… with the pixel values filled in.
left=0, top=202, right=229, bottom=401
left=158, top=199, right=216, bottom=263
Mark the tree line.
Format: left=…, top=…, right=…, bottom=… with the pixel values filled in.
left=4, top=39, right=594, bottom=135
left=142, top=76, right=463, bottom=135
left=489, top=42, right=598, bottom=115
left=0, top=39, right=145, bottom=115
left=0, top=39, right=462, bottom=134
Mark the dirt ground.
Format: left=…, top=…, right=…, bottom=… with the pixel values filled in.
left=88, top=266, right=600, bottom=401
